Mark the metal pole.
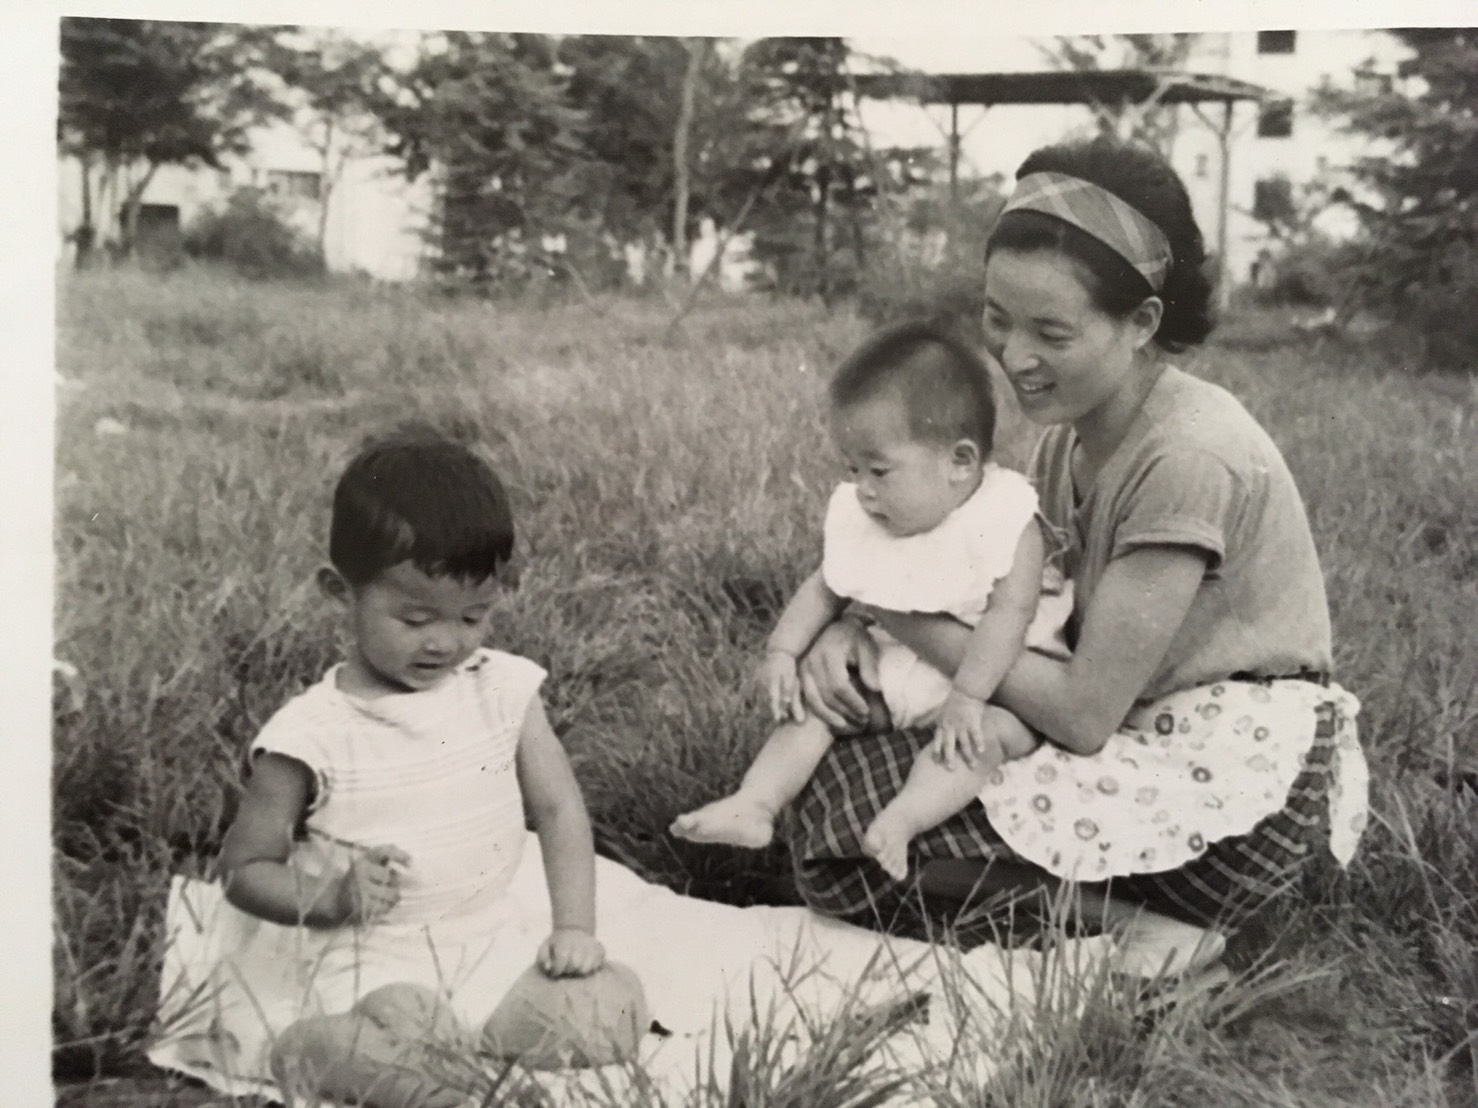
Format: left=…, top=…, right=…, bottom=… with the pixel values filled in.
left=949, top=101, right=960, bottom=203
left=1217, top=98, right=1232, bottom=307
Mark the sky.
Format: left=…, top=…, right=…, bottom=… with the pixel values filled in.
left=3, top=2, right=1473, bottom=1104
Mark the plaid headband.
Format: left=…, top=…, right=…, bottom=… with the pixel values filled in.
left=1000, top=172, right=1173, bottom=291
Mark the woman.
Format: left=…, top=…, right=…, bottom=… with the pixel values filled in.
left=788, top=138, right=1368, bottom=977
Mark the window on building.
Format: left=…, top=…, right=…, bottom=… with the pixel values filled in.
left=1253, top=176, right=1295, bottom=225
left=1354, top=68, right=1393, bottom=96
left=1257, top=31, right=1296, bottom=54
left=1195, top=153, right=1209, bottom=179
left=1258, top=99, right=1294, bottom=139
left=265, top=169, right=323, bottom=201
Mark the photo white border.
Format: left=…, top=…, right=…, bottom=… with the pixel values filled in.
left=8, top=3, right=1472, bottom=1105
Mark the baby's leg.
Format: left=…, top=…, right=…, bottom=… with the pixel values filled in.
left=670, top=715, right=835, bottom=849
left=863, top=714, right=1039, bottom=881
left=269, top=984, right=468, bottom=1108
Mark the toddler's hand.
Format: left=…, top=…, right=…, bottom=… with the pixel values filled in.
left=932, top=691, right=1006, bottom=772
left=336, top=844, right=410, bottom=925
left=759, top=649, right=804, bottom=724
left=538, top=927, right=606, bottom=978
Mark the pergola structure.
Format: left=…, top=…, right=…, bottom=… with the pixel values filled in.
left=848, top=69, right=1272, bottom=293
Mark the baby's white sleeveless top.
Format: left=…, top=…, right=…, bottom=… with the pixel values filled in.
left=822, top=464, right=1041, bottom=622
left=249, top=648, right=542, bottom=926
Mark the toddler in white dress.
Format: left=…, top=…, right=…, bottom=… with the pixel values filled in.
left=673, top=321, right=1071, bottom=880
left=171, top=430, right=639, bottom=1107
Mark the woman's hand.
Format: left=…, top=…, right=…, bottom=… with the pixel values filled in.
left=760, top=649, right=804, bottom=723
left=538, top=927, right=606, bottom=978
left=336, top=844, right=411, bottom=925
left=931, top=691, right=1007, bottom=771
left=797, top=616, right=881, bottom=732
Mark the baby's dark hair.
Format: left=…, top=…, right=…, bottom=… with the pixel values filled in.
left=329, top=426, right=514, bottom=587
left=987, top=137, right=1216, bottom=352
left=829, top=320, right=996, bottom=456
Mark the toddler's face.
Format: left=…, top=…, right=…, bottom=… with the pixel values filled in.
left=342, top=562, right=499, bottom=693
left=831, top=393, right=977, bottom=537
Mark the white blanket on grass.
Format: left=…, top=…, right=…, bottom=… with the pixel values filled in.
left=149, top=834, right=1116, bottom=1105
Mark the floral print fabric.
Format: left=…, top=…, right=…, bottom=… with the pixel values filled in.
left=978, top=679, right=1368, bottom=882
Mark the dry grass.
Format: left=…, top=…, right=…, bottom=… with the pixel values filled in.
left=52, top=266, right=1477, bottom=1104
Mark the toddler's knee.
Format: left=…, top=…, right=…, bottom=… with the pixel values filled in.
left=268, top=1014, right=351, bottom=1087
left=355, top=982, right=465, bottom=1046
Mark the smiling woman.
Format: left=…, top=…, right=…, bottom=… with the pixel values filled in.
left=789, top=137, right=1369, bottom=981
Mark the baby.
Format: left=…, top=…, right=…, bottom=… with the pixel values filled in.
left=672, top=321, right=1071, bottom=881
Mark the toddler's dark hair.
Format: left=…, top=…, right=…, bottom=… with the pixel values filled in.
left=329, top=427, right=513, bottom=587
left=829, top=321, right=996, bottom=456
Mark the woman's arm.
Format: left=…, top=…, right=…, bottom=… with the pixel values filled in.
left=996, top=546, right=1206, bottom=752
left=880, top=546, right=1209, bottom=755
left=219, top=754, right=406, bottom=927
left=516, top=698, right=603, bottom=974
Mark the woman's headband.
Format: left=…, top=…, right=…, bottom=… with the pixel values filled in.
left=999, top=171, right=1173, bottom=292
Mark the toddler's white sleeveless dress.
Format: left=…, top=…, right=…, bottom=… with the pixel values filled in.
left=151, top=648, right=544, bottom=1089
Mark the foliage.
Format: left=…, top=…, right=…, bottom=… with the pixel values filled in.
left=181, top=188, right=324, bottom=281
left=262, top=28, right=397, bottom=253
left=556, top=37, right=741, bottom=250
left=376, top=32, right=593, bottom=290
left=57, top=17, right=287, bottom=255
left=722, top=38, right=888, bottom=301
left=855, top=177, right=1006, bottom=341
left=1035, top=33, right=1198, bottom=153
left=1311, top=28, right=1478, bottom=369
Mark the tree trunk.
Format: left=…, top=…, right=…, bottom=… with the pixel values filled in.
left=119, top=161, right=160, bottom=255
left=671, top=38, right=705, bottom=280
left=815, top=162, right=830, bottom=301
left=74, top=155, right=95, bottom=270
left=317, top=117, right=336, bottom=259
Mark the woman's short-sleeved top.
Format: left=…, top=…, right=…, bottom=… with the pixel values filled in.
left=1030, top=366, right=1331, bottom=700
left=248, top=648, right=544, bottom=925
left=822, top=464, right=1042, bottom=623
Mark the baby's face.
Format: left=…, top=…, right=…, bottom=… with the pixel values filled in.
left=831, top=394, right=975, bottom=537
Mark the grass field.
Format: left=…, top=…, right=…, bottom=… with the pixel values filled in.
left=53, top=265, right=1477, bottom=1105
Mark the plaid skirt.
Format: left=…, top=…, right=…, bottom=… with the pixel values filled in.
left=788, top=684, right=1353, bottom=934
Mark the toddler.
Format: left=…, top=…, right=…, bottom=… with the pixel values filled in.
left=672, top=322, right=1071, bottom=881
left=196, top=431, right=630, bottom=1106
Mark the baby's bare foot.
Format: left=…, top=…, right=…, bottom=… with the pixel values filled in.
left=862, top=810, right=916, bottom=882
left=670, top=795, right=777, bottom=849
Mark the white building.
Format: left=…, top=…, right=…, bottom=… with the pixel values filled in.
left=1173, top=29, right=1407, bottom=286
left=57, top=118, right=432, bottom=280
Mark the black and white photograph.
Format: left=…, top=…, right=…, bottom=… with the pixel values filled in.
left=11, top=2, right=1476, bottom=1104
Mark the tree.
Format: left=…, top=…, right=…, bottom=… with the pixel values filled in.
left=1036, top=33, right=1198, bottom=153
left=57, top=17, right=287, bottom=259
left=1311, top=28, right=1478, bottom=363
left=264, top=30, right=395, bottom=256
left=556, top=35, right=749, bottom=284
left=723, top=38, right=885, bottom=300
left=377, top=32, right=591, bottom=289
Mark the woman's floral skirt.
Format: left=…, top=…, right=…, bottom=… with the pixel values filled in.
left=789, top=679, right=1367, bottom=931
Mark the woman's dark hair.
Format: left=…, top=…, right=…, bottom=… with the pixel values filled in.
left=829, top=320, right=996, bottom=456
left=986, top=138, right=1215, bottom=351
left=329, top=428, right=514, bottom=587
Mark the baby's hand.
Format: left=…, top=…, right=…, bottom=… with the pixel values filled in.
left=759, top=649, right=804, bottom=723
left=538, top=927, right=606, bottom=978
left=932, top=691, right=1006, bottom=772
left=336, top=844, right=410, bottom=925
